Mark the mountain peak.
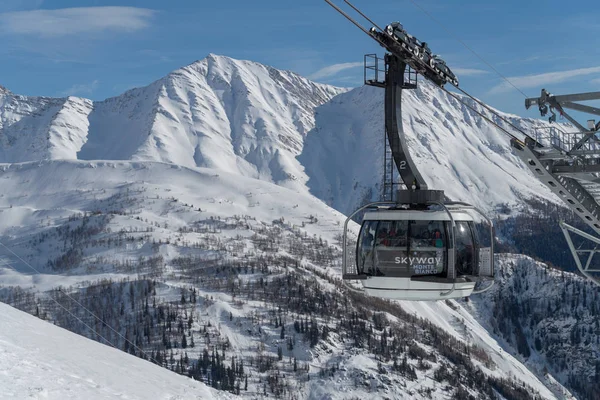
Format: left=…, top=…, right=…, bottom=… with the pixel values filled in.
left=0, top=84, right=11, bottom=95
left=177, top=53, right=276, bottom=79
left=179, top=54, right=333, bottom=89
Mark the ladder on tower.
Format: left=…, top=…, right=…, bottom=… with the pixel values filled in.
left=364, top=53, right=417, bottom=202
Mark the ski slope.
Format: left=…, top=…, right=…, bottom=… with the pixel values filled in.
left=0, top=301, right=237, bottom=400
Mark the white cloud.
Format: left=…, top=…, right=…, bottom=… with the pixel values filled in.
left=0, top=0, right=44, bottom=13
left=308, top=62, right=362, bottom=80
left=591, top=78, right=600, bottom=85
left=61, top=80, right=99, bottom=97
left=0, top=7, right=155, bottom=37
left=453, top=68, right=489, bottom=76
left=490, top=66, right=600, bottom=94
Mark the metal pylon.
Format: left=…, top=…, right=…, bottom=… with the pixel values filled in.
left=364, top=53, right=418, bottom=202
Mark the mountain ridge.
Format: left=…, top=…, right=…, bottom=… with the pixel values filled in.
left=0, top=54, right=347, bottom=194
left=0, top=53, right=563, bottom=217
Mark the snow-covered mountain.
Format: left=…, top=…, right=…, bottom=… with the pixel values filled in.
left=0, top=54, right=591, bottom=399
left=0, top=55, right=345, bottom=191
left=0, top=85, right=92, bottom=162
left=0, top=54, right=560, bottom=215
left=0, top=301, right=237, bottom=400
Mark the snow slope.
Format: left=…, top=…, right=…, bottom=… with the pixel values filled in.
left=0, top=159, right=348, bottom=274
left=0, top=301, right=237, bottom=400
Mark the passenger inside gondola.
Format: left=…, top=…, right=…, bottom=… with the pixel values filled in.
left=407, top=220, right=446, bottom=277
left=359, top=221, right=376, bottom=275
left=377, top=226, right=390, bottom=246
left=432, top=229, right=444, bottom=248
left=391, top=222, right=407, bottom=247
left=455, top=221, right=475, bottom=276
left=410, top=222, right=431, bottom=248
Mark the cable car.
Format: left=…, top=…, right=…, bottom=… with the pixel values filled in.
left=324, top=0, right=495, bottom=300
left=342, top=201, right=494, bottom=301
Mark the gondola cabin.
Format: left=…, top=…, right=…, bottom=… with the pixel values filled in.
left=343, top=204, right=494, bottom=301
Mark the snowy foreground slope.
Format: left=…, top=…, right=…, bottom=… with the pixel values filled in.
left=0, top=301, right=237, bottom=400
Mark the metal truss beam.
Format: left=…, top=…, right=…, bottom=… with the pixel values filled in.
left=511, top=138, right=600, bottom=234
left=561, top=101, right=600, bottom=116
left=560, top=149, right=600, bottom=157
left=539, top=151, right=600, bottom=161
left=526, top=90, right=600, bottom=109
left=544, top=91, right=600, bottom=103
left=553, top=164, right=600, bottom=174
left=560, top=222, right=600, bottom=287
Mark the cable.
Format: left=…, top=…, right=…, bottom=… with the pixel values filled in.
left=405, top=0, right=529, bottom=98
left=0, top=241, right=158, bottom=364
left=393, top=0, right=545, bottom=142
left=0, top=257, right=118, bottom=349
left=452, top=85, right=534, bottom=140
left=438, top=86, right=521, bottom=141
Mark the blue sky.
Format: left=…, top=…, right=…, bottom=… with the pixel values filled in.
left=1, top=0, right=599, bottom=117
